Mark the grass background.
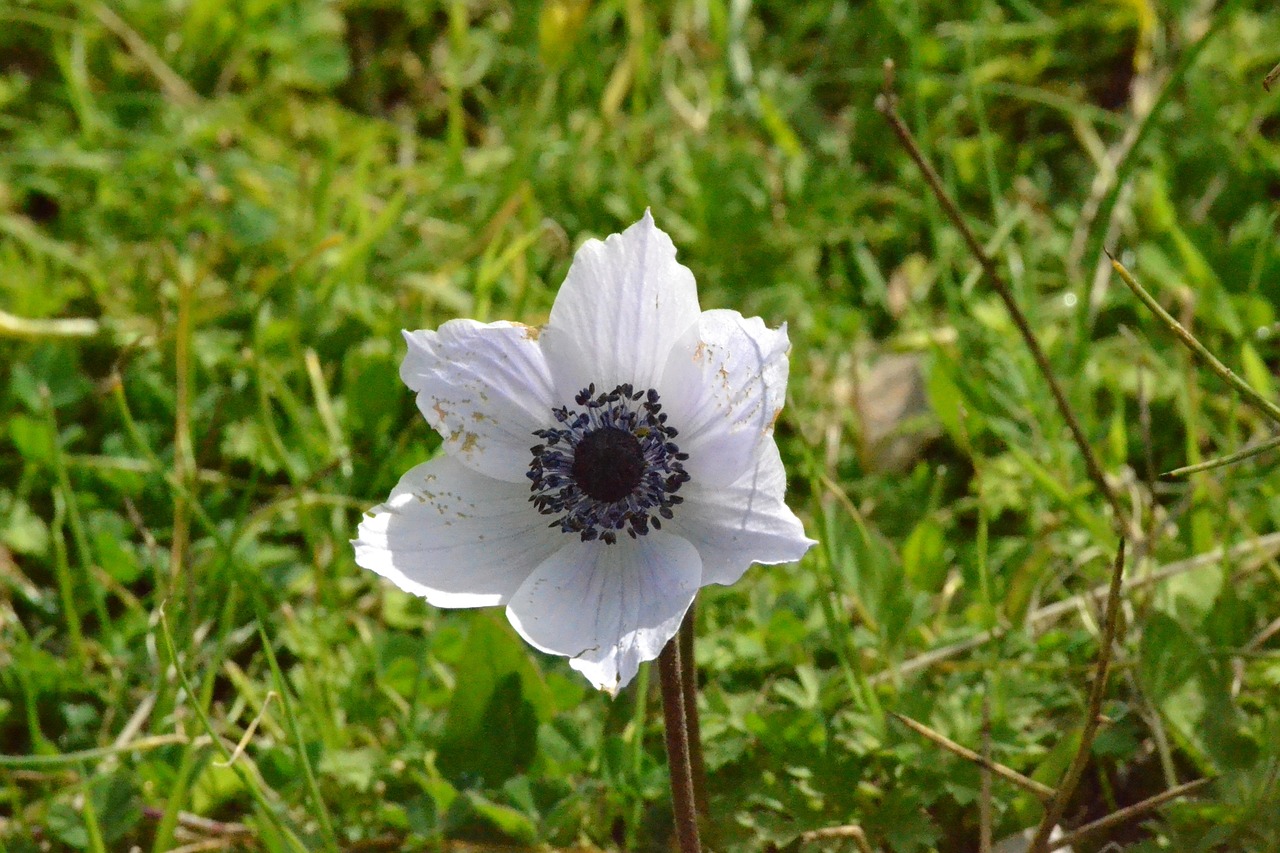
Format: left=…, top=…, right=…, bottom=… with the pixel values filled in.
left=2, top=0, right=1280, bottom=850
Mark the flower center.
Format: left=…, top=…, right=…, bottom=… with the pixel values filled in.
left=528, top=384, right=690, bottom=545
left=571, top=427, right=646, bottom=502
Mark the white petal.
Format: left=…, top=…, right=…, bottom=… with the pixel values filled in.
left=353, top=455, right=564, bottom=608
left=666, top=439, right=815, bottom=587
left=540, top=211, right=702, bottom=401
left=505, top=533, right=701, bottom=694
left=661, top=309, right=791, bottom=487
left=400, top=320, right=554, bottom=483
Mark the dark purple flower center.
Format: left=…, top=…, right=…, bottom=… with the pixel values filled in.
left=527, top=384, right=690, bottom=545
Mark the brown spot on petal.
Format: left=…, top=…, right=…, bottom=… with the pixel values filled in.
left=515, top=323, right=541, bottom=341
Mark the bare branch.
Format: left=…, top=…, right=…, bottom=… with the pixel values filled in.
left=1048, top=778, right=1213, bottom=851
left=800, top=823, right=875, bottom=853
left=889, top=712, right=1056, bottom=802
left=1265, top=62, right=1280, bottom=92
left=1110, top=254, right=1280, bottom=427
left=1163, top=433, right=1280, bottom=478
left=1028, top=539, right=1127, bottom=852
left=874, top=60, right=1130, bottom=535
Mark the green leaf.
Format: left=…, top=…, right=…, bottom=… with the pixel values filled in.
left=1140, top=612, right=1204, bottom=701
left=92, top=771, right=142, bottom=844
left=0, top=493, right=50, bottom=556
left=46, top=802, right=89, bottom=849
left=1239, top=341, right=1276, bottom=404
left=436, top=616, right=548, bottom=787
left=902, top=517, right=947, bottom=593
left=319, top=747, right=379, bottom=793
left=8, top=413, right=54, bottom=464
left=444, top=790, right=538, bottom=845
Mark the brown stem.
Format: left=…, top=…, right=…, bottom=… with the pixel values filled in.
left=1047, top=778, right=1213, bottom=851
left=890, top=713, right=1055, bottom=802
left=659, top=636, right=702, bottom=853
left=873, top=61, right=1130, bottom=536
left=979, top=693, right=993, bottom=853
left=799, top=824, right=875, bottom=852
left=1028, top=539, right=1127, bottom=853
left=1110, top=255, right=1280, bottom=427
left=678, top=600, right=709, bottom=818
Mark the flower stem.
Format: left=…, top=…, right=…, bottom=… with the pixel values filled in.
left=678, top=600, right=709, bottom=818
left=659, top=634, right=702, bottom=853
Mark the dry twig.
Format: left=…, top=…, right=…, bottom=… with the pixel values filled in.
left=874, top=60, right=1130, bottom=535
left=1027, top=540, right=1127, bottom=852
left=1047, top=778, right=1213, bottom=851
left=799, top=823, right=875, bottom=853
left=890, top=713, right=1056, bottom=802
left=979, top=694, right=994, bottom=853
left=92, top=3, right=200, bottom=106
left=1110, top=254, right=1280, bottom=426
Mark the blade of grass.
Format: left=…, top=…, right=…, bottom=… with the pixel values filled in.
left=1162, top=434, right=1280, bottom=477
left=0, top=734, right=189, bottom=769
left=42, top=386, right=110, bottom=631
left=88, top=2, right=199, bottom=106
left=79, top=763, right=108, bottom=853
left=0, top=308, right=100, bottom=339
left=810, top=478, right=883, bottom=723
left=625, top=662, right=651, bottom=851
left=255, top=620, right=340, bottom=853
left=111, top=379, right=228, bottom=547
left=303, top=348, right=353, bottom=478
left=48, top=491, right=87, bottom=668
left=150, top=737, right=205, bottom=853
left=156, top=606, right=307, bottom=852
left=170, top=248, right=196, bottom=615
left=1075, top=3, right=1241, bottom=278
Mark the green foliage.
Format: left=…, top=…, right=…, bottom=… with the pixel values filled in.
left=2, top=0, right=1280, bottom=850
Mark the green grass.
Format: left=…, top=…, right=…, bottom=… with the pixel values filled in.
left=3, top=1, right=1280, bottom=850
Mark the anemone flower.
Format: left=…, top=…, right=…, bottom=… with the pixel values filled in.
left=354, top=211, right=814, bottom=694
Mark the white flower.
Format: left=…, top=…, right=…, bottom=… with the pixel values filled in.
left=353, top=211, right=815, bottom=694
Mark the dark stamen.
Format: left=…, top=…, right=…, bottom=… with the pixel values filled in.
left=527, top=384, right=690, bottom=544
